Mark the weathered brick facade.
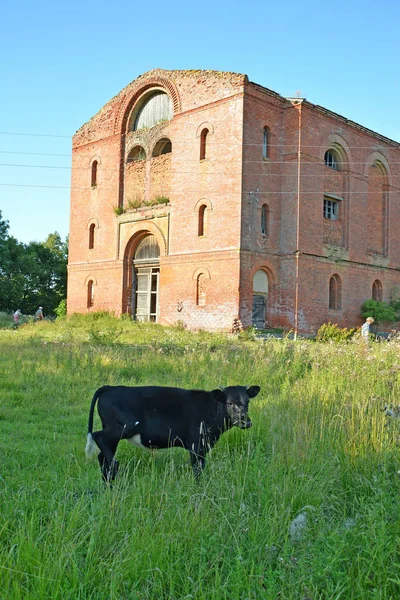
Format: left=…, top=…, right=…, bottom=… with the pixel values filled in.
left=68, top=69, right=400, bottom=333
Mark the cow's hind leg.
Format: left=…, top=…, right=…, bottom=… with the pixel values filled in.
left=92, top=430, right=120, bottom=483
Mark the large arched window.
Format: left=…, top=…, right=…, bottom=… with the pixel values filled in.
left=372, top=279, right=383, bottom=301
left=200, top=128, right=209, bottom=160
left=198, top=204, right=207, bottom=237
left=196, top=273, right=206, bottom=306
left=329, top=274, right=342, bottom=310
left=133, top=92, right=173, bottom=131
left=87, top=280, right=94, bottom=308
left=261, top=203, right=269, bottom=236
left=262, top=127, right=269, bottom=159
left=91, top=160, right=98, bottom=188
left=89, top=224, right=95, bottom=249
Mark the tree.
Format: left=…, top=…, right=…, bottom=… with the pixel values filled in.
left=0, top=210, right=68, bottom=315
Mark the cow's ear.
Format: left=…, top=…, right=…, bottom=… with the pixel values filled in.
left=213, top=388, right=226, bottom=403
left=247, top=385, right=261, bottom=398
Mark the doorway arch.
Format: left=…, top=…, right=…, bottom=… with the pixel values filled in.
left=127, top=233, right=160, bottom=321
left=252, top=270, right=269, bottom=328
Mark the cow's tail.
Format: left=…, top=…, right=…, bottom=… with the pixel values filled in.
left=85, top=386, right=109, bottom=459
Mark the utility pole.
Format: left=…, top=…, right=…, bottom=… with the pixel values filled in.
left=287, top=98, right=304, bottom=341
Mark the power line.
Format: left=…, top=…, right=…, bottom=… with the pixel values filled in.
left=0, top=182, right=398, bottom=194
left=0, top=131, right=398, bottom=149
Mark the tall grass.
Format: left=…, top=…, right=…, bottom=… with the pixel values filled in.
left=0, top=315, right=399, bottom=598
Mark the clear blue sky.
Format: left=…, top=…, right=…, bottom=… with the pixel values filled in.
left=1, top=0, right=399, bottom=244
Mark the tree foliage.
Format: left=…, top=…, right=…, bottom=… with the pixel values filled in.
left=0, top=211, right=68, bottom=315
left=361, top=299, right=397, bottom=324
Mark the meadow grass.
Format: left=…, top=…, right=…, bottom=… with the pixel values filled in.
left=0, top=314, right=400, bottom=599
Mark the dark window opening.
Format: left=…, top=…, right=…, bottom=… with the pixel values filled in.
left=324, top=150, right=340, bottom=170
left=127, top=146, right=146, bottom=163
left=198, top=204, right=207, bottom=237
left=152, top=138, right=172, bottom=157
left=329, top=274, right=342, bottom=310
left=200, top=128, right=209, bottom=160
left=89, top=224, right=95, bottom=249
left=261, top=203, right=269, bottom=235
left=87, top=280, right=94, bottom=308
left=91, top=161, right=98, bottom=188
left=372, top=280, right=383, bottom=301
left=263, top=127, right=269, bottom=159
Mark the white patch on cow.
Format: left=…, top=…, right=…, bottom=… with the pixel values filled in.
left=127, top=434, right=147, bottom=449
left=135, top=421, right=139, bottom=426
left=85, top=433, right=97, bottom=459
left=199, top=421, right=204, bottom=435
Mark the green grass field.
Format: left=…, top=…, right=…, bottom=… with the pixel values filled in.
left=1, top=314, right=400, bottom=599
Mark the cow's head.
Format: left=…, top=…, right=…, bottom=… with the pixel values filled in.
left=214, top=385, right=260, bottom=429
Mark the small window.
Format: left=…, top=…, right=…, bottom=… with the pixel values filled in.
left=324, top=150, right=340, bottom=170
left=198, top=204, right=207, bottom=237
left=87, top=280, right=94, bottom=308
left=329, top=274, right=342, bottom=310
left=91, top=161, right=98, bottom=188
left=89, top=224, right=95, bottom=249
left=263, top=127, right=269, bottom=159
left=261, top=204, right=269, bottom=236
left=372, top=280, right=383, bottom=301
left=196, top=273, right=206, bottom=306
left=200, top=129, right=209, bottom=160
left=323, top=197, right=339, bottom=220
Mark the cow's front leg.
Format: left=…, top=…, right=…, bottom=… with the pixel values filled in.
left=189, top=443, right=207, bottom=480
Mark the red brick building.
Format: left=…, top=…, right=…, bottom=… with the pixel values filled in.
left=67, top=69, right=400, bottom=333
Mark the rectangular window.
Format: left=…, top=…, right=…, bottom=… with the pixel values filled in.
left=323, top=197, right=339, bottom=220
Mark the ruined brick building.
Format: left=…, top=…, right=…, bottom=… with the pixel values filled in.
left=67, top=69, right=400, bottom=333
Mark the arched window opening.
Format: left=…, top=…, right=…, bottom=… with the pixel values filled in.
left=198, top=204, right=207, bottom=237
left=261, top=204, right=269, bottom=235
left=127, top=146, right=146, bottom=163
left=134, top=235, right=160, bottom=262
left=329, top=274, right=342, bottom=310
left=196, top=274, right=206, bottom=306
left=324, top=150, right=340, bottom=171
left=87, top=280, right=94, bottom=308
left=133, top=92, right=173, bottom=131
left=200, top=128, right=209, bottom=160
left=91, top=161, right=98, bottom=188
left=89, top=224, right=95, bottom=249
left=263, top=127, right=269, bottom=159
left=252, top=270, right=269, bottom=328
left=152, top=138, right=172, bottom=157
left=372, top=279, right=383, bottom=301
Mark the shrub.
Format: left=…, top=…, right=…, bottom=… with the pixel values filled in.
left=361, top=299, right=397, bottom=324
left=316, top=322, right=357, bottom=342
left=54, top=299, right=67, bottom=318
left=238, top=326, right=258, bottom=341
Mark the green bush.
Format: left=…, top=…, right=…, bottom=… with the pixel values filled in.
left=361, top=299, right=397, bottom=324
left=54, top=299, right=67, bottom=318
left=316, top=322, right=358, bottom=342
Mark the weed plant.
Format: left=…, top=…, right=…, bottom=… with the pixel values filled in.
left=0, top=314, right=399, bottom=598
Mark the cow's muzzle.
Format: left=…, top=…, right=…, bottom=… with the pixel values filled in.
left=238, top=418, right=252, bottom=429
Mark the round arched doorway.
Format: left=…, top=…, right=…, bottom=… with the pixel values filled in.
left=252, top=270, right=269, bottom=328
left=130, top=234, right=160, bottom=321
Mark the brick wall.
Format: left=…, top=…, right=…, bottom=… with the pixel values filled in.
left=68, top=68, right=400, bottom=334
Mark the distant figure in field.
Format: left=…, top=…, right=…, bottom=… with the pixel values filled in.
left=13, top=309, right=22, bottom=325
left=361, top=316, right=374, bottom=342
left=35, top=306, right=44, bottom=321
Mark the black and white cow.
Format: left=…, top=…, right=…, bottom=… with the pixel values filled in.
left=85, top=384, right=260, bottom=481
